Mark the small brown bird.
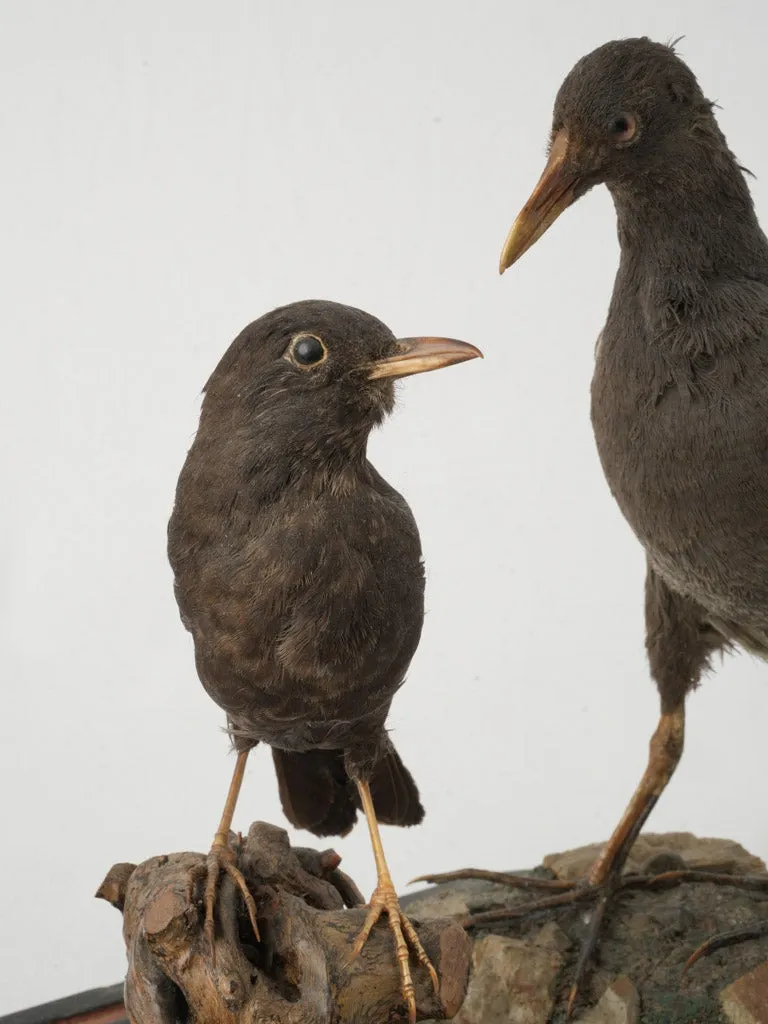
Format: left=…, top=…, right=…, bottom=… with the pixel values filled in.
left=167, top=299, right=481, bottom=1020
left=420, top=37, right=768, bottom=1011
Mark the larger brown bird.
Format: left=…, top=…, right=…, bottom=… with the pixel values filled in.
left=420, top=37, right=768, bottom=1011
left=167, top=299, right=481, bottom=1020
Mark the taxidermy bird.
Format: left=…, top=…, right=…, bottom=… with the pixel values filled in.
left=419, top=36, right=768, bottom=1013
left=167, top=298, right=481, bottom=1021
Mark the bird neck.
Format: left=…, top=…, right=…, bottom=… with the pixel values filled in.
left=246, top=402, right=375, bottom=502
left=192, top=390, right=377, bottom=510
left=608, top=135, right=768, bottom=287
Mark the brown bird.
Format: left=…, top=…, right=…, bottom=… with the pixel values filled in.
left=167, top=299, right=481, bottom=1021
left=419, top=37, right=768, bottom=1011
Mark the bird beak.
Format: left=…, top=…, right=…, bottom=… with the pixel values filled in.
left=499, top=129, right=579, bottom=273
left=368, top=337, right=483, bottom=380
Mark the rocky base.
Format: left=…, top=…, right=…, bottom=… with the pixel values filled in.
left=405, top=833, right=768, bottom=1024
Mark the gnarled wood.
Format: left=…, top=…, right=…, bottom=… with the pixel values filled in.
left=96, top=821, right=470, bottom=1024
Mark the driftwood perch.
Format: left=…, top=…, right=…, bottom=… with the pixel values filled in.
left=96, top=821, right=470, bottom=1024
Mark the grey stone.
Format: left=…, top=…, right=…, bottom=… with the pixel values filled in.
left=532, top=920, right=572, bottom=953
left=576, top=976, right=640, bottom=1024
left=416, top=832, right=768, bottom=1021
left=543, top=833, right=766, bottom=881
left=401, top=887, right=470, bottom=920
left=453, top=933, right=563, bottom=1024
left=721, top=960, right=768, bottom=1023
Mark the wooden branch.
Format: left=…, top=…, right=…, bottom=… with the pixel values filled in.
left=96, top=821, right=470, bottom=1024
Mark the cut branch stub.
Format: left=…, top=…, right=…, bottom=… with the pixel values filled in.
left=96, top=821, right=470, bottom=1024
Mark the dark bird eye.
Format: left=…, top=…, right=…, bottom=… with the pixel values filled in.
left=610, top=112, right=638, bottom=145
left=290, top=334, right=327, bottom=367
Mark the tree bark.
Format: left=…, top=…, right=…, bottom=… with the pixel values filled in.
left=96, top=821, right=470, bottom=1024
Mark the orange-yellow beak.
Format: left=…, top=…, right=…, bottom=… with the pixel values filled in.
left=499, top=130, right=579, bottom=273
left=369, top=336, right=483, bottom=380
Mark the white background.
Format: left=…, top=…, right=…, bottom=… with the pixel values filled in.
left=2, top=0, right=767, bottom=1012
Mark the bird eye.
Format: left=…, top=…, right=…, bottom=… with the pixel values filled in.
left=609, top=112, right=638, bottom=145
left=289, top=333, right=327, bottom=367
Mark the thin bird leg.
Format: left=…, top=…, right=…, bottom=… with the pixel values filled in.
left=416, top=705, right=685, bottom=894
left=186, top=750, right=261, bottom=947
left=587, top=703, right=685, bottom=884
left=411, top=704, right=686, bottom=1019
left=351, top=779, right=439, bottom=1024
left=537, top=702, right=686, bottom=1018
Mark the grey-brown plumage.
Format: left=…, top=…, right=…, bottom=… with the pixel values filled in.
left=167, top=298, right=481, bottom=1021
left=532, top=38, right=768, bottom=754
left=422, top=38, right=768, bottom=1013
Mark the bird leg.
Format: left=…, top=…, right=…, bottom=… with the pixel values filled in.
left=587, top=702, right=685, bottom=884
left=351, top=779, right=439, bottom=1024
left=414, top=703, right=686, bottom=1017
left=186, top=750, right=260, bottom=949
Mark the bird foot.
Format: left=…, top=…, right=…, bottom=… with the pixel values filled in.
left=186, top=839, right=261, bottom=950
left=351, top=876, right=439, bottom=1024
left=414, top=866, right=768, bottom=1017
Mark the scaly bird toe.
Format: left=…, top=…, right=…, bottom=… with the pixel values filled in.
left=683, top=915, right=768, bottom=976
left=411, top=867, right=576, bottom=891
left=186, top=842, right=260, bottom=949
left=351, top=880, right=439, bottom=1024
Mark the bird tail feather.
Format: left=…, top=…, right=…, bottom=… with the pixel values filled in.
left=272, top=741, right=424, bottom=838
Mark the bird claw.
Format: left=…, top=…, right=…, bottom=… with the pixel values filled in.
left=351, top=880, right=439, bottom=1024
left=682, top=916, right=768, bottom=976
left=186, top=842, right=261, bottom=950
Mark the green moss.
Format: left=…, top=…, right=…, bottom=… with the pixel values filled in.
left=549, top=991, right=726, bottom=1024
left=640, top=991, right=725, bottom=1024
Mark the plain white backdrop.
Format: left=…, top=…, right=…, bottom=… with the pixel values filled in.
left=2, top=0, right=768, bottom=1012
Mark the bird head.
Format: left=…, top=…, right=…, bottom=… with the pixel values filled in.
left=202, top=300, right=482, bottom=465
left=499, top=37, right=716, bottom=272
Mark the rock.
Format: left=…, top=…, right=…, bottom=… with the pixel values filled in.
left=641, top=851, right=687, bottom=874
left=532, top=920, right=571, bottom=953
left=403, top=887, right=470, bottom=920
left=418, top=832, right=768, bottom=1020
left=576, top=976, right=640, bottom=1024
left=453, top=933, right=563, bottom=1024
left=543, top=833, right=766, bottom=881
left=720, top=960, right=768, bottom=1023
